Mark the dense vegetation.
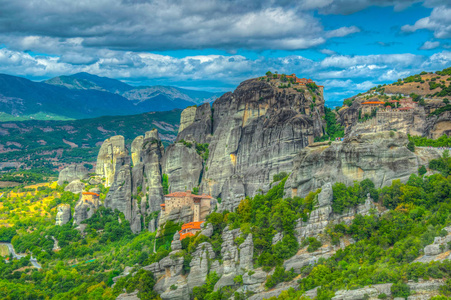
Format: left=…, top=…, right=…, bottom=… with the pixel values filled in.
left=409, top=134, right=451, bottom=148
left=0, top=181, right=179, bottom=299
left=315, top=107, right=345, bottom=142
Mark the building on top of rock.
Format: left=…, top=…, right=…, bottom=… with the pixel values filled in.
left=361, top=101, right=385, bottom=114
left=161, top=191, right=212, bottom=222
left=81, top=191, right=100, bottom=202
left=179, top=221, right=204, bottom=240
left=73, top=191, right=101, bottom=225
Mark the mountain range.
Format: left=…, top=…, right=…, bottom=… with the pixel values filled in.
left=0, top=72, right=221, bottom=121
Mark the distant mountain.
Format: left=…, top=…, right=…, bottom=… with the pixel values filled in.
left=0, top=73, right=221, bottom=121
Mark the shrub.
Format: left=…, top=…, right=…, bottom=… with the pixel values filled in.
left=273, top=172, right=288, bottom=182
left=418, top=165, right=427, bottom=176
left=391, top=282, right=410, bottom=298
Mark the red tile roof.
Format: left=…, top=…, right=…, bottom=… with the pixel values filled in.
left=362, top=101, right=385, bottom=105
left=179, top=221, right=205, bottom=240
left=82, top=192, right=99, bottom=197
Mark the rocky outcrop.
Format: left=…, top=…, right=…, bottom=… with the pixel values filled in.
left=187, top=242, right=218, bottom=290
left=330, top=280, right=444, bottom=300
left=286, top=131, right=432, bottom=198
left=293, top=183, right=377, bottom=241
left=162, top=143, right=203, bottom=193
left=144, top=250, right=190, bottom=300
left=96, top=135, right=128, bottom=187
left=57, top=165, right=89, bottom=186
left=55, top=204, right=71, bottom=225
left=415, top=226, right=451, bottom=263
left=332, top=283, right=393, bottom=300
left=131, top=135, right=143, bottom=166
left=424, top=111, right=451, bottom=139
left=102, top=129, right=165, bottom=234
left=132, top=129, right=165, bottom=213
left=104, top=155, right=133, bottom=221
left=73, top=194, right=100, bottom=225
left=176, top=103, right=213, bottom=144
left=196, top=79, right=324, bottom=211
left=346, top=108, right=427, bottom=137
left=64, top=179, right=85, bottom=194
left=178, top=106, right=197, bottom=133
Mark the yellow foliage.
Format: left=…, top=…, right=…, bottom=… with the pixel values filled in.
left=395, top=203, right=415, bottom=214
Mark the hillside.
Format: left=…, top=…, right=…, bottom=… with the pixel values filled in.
left=335, top=67, right=451, bottom=139
left=0, top=73, right=219, bottom=121
left=0, top=110, right=181, bottom=180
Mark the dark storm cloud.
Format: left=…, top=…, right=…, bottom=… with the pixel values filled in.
left=0, top=0, right=363, bottom=52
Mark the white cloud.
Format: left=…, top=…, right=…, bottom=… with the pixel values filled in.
left=420, top=41, right=441, bottom=50
left=402, top=6, right=451, bottom=39
left=320, top=49, right=336, bottom=55
left=325, top=26, right=360, bottom=38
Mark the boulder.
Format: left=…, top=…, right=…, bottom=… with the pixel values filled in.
left=200, top=223, right=214, bottom=238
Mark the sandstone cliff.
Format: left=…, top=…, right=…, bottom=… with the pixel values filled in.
left=168, top=78, right=325, bottom=211
left=285, top=131, right=441, bottom=198
left=100, top=129, right=165, bottom=233
left=96, top=135, right=128, bottom=187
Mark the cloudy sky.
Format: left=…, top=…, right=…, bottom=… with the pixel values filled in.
left=1, top=0, right=451, bottom=104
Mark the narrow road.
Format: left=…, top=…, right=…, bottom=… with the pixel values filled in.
left=1, top=242, right=41, bottom=269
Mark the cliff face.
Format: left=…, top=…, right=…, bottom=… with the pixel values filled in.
left=99, top=129, right=165, bottom=233
left=96, top=135, right=128, bottom=187
left=285, top=131, right=442, bottom=198
left=176, top=103, right=212, bottom=144
left=172, top=78, right=325, bottom=211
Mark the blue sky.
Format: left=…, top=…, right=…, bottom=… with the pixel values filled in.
left=0, top=0, right=450, bottom=104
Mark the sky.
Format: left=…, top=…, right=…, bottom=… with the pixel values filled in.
left=0, top=0, right=451, bottom=104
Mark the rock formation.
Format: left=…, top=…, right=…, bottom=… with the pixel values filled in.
left=64, top=179, right=85, bottom=194
left=338, top=96, right=451, bottom=139
left=57, top=164, right=89, bottom=186
left=285, top=131, right=440, bottom=198
left=176, top=103, right=213, bottom=144
left=169, top=78, right=325, bottom=211
left=100, top=129, right=165, bottom=233
left=55, top=204, right=71, bottom=225
left=96, top=135, right=128, bottom=187
left=415, top=226, right=451, bottom=263
left=73, top=192, right=101, bottom=225
left=162, top=143, right=203, bottom=193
